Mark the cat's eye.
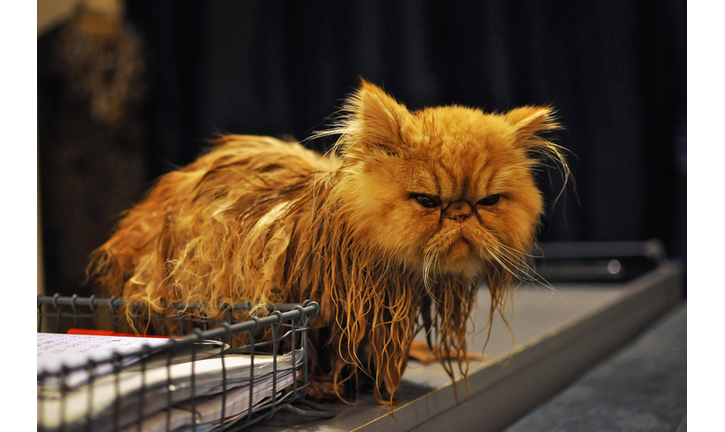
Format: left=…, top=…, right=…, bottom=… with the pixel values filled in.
left=411, top=193, right=440, bottom=209
left=478, top=194, right=502, bottom=206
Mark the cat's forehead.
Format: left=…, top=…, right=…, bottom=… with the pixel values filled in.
left=402, top=107, right=523, bottom=200
left=417, top=107, right=513, bottom=146
left=403, top=157, right=492, bottom=201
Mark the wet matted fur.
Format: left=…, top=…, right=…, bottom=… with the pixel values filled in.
left=88, top=80, right=568, bottom=405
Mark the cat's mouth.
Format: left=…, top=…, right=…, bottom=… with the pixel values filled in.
left=435, top=236, right=484, bottom=277
left=448, top=237, right=472, bottom=255
left=416, top=228, right=484, bottom=277
left=440, top=234, right=479, bottom=269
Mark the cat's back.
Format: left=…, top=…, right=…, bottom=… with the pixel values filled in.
left=144, top=135, right=338, bottom=207
left=92, top=135, right=338, bottom=301
left=179, top=135, right=337, bottom=188
left=107, top=135, right=338, bottom=253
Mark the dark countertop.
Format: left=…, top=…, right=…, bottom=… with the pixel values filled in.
left=505, top=301, right=686, bottom=432
left=250, top=262, right=683, bottom=431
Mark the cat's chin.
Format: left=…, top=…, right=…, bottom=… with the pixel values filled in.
left=432, top=235, right=485, bottom=277
left=409, top=254, right=484, bottom=281
left=448, top=238, right=473, bottom=258
left=439, top=256, right=485, bottom=279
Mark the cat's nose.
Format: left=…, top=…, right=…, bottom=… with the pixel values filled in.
left=444, top=201, right=473, bottom=223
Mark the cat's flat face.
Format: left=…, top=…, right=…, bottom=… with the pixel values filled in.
left=342, top=106, right=543, bottom=279
left=330, top=81, right=564, bottom=281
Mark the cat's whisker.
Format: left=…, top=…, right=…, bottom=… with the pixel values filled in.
left=493, top=242, right=558, bottom=295
left=495, top=247, right=536, bottom=279
left=422, top=249, right=444, bottom=303
left=477, top=235, right=533, bottom=283
left=497, top=242, right=544, bottom=260
left=486, top=249, right=517, bottom=279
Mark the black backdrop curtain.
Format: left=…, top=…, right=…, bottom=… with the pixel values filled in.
left=38, top=0, right=686, bottom=296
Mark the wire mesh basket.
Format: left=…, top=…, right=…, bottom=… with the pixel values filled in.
left=37, top=294, right=333, bottom=431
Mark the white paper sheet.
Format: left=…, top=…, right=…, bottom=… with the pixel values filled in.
left=38, top=349, right=303, bottom=431
left=37, top=333, right=171, bottom=387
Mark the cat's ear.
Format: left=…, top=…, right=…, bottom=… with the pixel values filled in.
left=505, top=106, right=570, bottom=184
left=505, top=106, right=559, bottom=139
left=330, top=80, right=412, bottom=158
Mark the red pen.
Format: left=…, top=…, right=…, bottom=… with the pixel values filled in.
left=67, top=328, right=172, bottom=339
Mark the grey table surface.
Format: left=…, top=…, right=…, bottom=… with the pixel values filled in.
left=505, top=301, right=686, bottom=432
left=249, top=262, right=682, bottom=432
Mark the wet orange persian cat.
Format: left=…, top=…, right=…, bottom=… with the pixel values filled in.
left=89, top=80, right=568, bottom=405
